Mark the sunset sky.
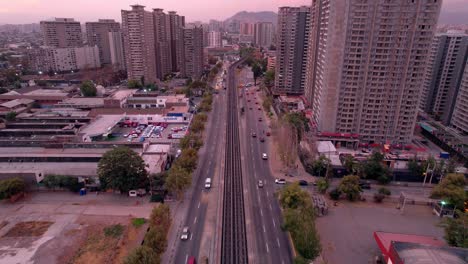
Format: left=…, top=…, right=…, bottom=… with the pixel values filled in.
left=0, top=0, right=467, bottom=24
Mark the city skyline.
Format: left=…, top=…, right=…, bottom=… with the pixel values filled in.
left=0, top=0, right=467, bottom=24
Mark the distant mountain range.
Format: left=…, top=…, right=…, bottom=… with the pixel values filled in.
left=224, top=11, right=277, bottom=25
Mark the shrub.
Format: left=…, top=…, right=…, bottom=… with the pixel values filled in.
left=329, top=188, right=341, bottom=200
left=132, top=218, right=147, bottom=228
left=0, top=177, right=26, bottom=200
left=124, top=246, right=160, bottom=264
left=316, top=178, right=329, bottom=194
left=378, top=187, right=391, bottom=196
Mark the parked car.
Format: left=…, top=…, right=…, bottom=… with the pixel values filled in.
left=359, top=181, right=371, bottom=189
left=298, top=180, right=308, bottom=186
left=275, top=179, right=286, bottom=184
left=181, top=226, right=190, bottom=240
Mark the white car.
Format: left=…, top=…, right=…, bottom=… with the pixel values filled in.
left=262, top=153, right=268, bottom=160
left=275, top=179, right=286, bottom=184
left=180, top=226, right=190, bottom=240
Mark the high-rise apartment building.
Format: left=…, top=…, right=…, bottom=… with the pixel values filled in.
left=168, top=11, right=185, bottom=72
left=240, top=22, right=254, bottom=36
left=182, top=25, right=204, bottom=79
left=305, top=0, right=442, bottom=144
left=207, top=31, right=222, bottom=47
left=451, top=60, right=468, bottom=135
left=28, top=45, right=100, bottom=72
left=419, top=31, right=468, bottom=125
left=40, top=18, right=83, bottom=48
left=209, top=19, right=223, bottom=32
left=254, top=22, right=274, bottom=48
left=85, top=19, right=121, bottom=65
left=227, top=20, right=240, bottom=33
left=121, top=5, right=157, bottom=83
left=108, top=31, right=126, bottom=70
left=153, top=9, right=173, bottom=79
left=274, top=6, right=311, bottom=95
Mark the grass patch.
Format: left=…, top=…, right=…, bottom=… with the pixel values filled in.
left=3, top=221, right=53, bottom=237
left=104, top=224, right=124, bottom=238
left=131, top=218, right=146, bottom=228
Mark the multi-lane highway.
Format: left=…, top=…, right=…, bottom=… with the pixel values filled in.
left=237, top=68, right=293, bottom=264
left=173, top=65, right=228, bottom=264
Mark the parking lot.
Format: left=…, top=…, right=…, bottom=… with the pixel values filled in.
left=316, top=201, right=444, bottom=264
left=107, top=123, right=189, bottom=144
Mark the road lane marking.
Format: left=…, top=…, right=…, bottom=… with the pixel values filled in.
left=272, top=219, right=276, bottom=228
left=269, top=204, right=273, bottom=210
left=190, top=234, right=193, bottom=240
left=266, top=190, right=269, bottom=196
left=198, top=202, right=201, bottom=209
left=277, top=238, right=280, bottom=247
left=260, top=208, right=263, bottom=216
left=185, top=255, right=188, bottom=263
left=263, top=225, right=266, bottom=233
left=266, top=243, right=270, bottom=253
left=194, top=217, right=197, bottom=224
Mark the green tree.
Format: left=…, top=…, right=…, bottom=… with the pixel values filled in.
left=0, top=87, right=8, bottom=94
left=149, top=204, right=171, bottom=230
left=179, top=134, right=203, bottom=150
left=144, top=225, right=168, bottom=255
left=342, top=155, right=356, bottom=173
left=316, top=178, right=329, bottom=194
left=0, top=177, right=26, bottom=200
left=312, top=155, right=330, bottom=177
left=252, top=63, right=262, bottom=86
left=5, top=111, right=17, bottom=121
left=128, top=79, right=142, bottom=89
left=165, top=165, right=191, bottom=200
left=124, top=246, right=160, bottom=264
left=98, top=147, right=148, bottom=193
left=279, top=183, right=310, bottom=209
left=42, top=175, right=60, bottom=190
left=262, top=96, right=273, bottom=112
left=264, top=70, right=275, bottom=87
left=431, top=173, right=466, bottom=210
left=175, top=148, right=198, bottom=172
left=80, top=80, right=97, bottom=97
left=363, top=152, right=390, bottom=184
left=442, top=211, right=468, bottom=248
left=190, top=117, right=205, bottom=134
left=338, top=175, right=361, bottom=201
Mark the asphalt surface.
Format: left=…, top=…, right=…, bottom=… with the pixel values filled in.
left=173, top=69, right=228, bottom=264
left=238, top=69, right=293, bottom=264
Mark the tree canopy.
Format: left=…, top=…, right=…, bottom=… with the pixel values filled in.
left=80, top=80, right=97, bottom=97
left=0, top=177, right=26, bottom=200
left=98, top=147, right=148, bottom=193
left=363, top=152, right=390, bottom=184
left=431, top=173, right=466, bottom=210
left=338, top=175, right=362, bottom=201
left=252, top=63, right=262, bottom=85
left=128, top=79, right=143, bottom=89
left=124, top=246, right=160, bottom=264
left=280, top=183, right=310, bottom=209
left=442, top=211, right=468, bottom=248
left=165, top=165, right=191, bottom=200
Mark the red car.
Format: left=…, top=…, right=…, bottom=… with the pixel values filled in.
left=266, top=131, right=271, bottom=136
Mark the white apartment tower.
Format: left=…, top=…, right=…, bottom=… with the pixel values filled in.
left=305, top=0, right=442, bottom=144
left=274, top=6, right=311, bottom=95
left=419, top=31, right=468, bottom=125
left=40, top=18, right=83, bottom=48
left=207, top=31, right=222, bottom=47
left=85, top=19, right=121, bottom=65
left=121, top=5, right=157, bottom=83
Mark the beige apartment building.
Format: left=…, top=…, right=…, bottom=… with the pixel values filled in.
left=121, top=5, right=157, bottom=83
left=40, top=18, right=83, bottom=48
left=254, top=22, right=274, bottom=48
left=274, top=6, right=311, bottom=95
left=108, top=31, right=126, bottom=70
left=85, top=19, right=121, bottom=65
left=451, top=60, right=468, bottom=135
left=305, top=0, right=442, bottom=144
left=182, top=25, right=204, bottom=79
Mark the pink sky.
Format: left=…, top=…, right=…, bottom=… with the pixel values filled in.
left=0, top=0, right=467, bottom=24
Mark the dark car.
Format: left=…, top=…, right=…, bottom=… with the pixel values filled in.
left=359, top=181, right=371, bottom=189
left=258, top=117, right=262, bottom=122
left=259, top=137, right=265, bottom=142
left=298, top=180, right=308, bottom=186
left=252, top=132, right=257, bottom=138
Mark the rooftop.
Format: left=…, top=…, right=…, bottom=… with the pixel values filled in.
left=79, top=115, right=122, bottom=138
left=392, top=242, right=468, bottom=264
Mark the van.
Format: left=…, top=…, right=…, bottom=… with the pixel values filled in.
left=205, top=178, right=211, bottom=189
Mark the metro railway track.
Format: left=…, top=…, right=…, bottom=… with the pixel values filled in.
left=221, top=59, right=248, bottom=264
